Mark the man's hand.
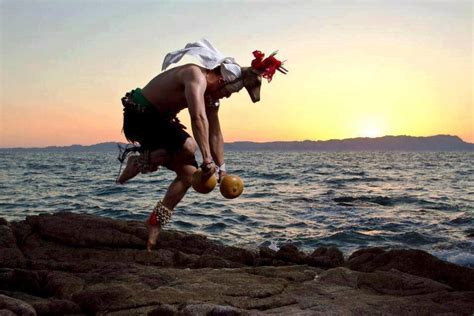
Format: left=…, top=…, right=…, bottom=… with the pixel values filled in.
left=201, top=161, right=216, bottom=179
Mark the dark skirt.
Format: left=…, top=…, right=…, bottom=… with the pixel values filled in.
left=121, top=89, right=190, bottom=153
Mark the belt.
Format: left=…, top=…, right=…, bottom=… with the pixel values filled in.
left=121, top=92, right=150, bottom=113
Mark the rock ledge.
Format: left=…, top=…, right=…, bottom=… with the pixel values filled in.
left=1, top=212, right=473, bottom=315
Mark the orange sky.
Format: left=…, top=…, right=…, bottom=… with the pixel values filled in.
left=1, top=1, right=472, bottom=147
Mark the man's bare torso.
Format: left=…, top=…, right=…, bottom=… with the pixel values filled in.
left=141, top=64, right=206, bottom=113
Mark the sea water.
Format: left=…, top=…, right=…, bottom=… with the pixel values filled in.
left=0, top=151, right=472, bottom=267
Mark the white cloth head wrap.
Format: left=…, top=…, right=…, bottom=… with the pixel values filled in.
left=162, top=39, right=242, bottom=84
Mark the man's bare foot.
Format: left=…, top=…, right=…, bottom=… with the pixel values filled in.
left=116, top=156, right=140, bottom=184
left=146, top=221, right=160, bottom=252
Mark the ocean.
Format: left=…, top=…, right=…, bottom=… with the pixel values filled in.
left=1, top=150, right=472, bottom=267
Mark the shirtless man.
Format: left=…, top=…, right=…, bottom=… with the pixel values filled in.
left=117, top=39, right=286, bottom=251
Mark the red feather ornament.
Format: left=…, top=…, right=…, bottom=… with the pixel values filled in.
left=250, top=50, right=287, bottom=82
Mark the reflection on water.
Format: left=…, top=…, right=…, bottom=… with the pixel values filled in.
left=0, top=150, right=473, bottom=266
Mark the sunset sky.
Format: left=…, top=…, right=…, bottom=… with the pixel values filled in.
left=1, top=0, right=472, bottom=147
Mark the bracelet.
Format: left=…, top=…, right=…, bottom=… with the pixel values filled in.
left=218, top=163, right=226, bottom=172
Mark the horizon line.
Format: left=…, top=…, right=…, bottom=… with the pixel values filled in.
left=0, top=134, right=471, bottom=149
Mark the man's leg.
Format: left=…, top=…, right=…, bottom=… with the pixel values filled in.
left=117, top=148, right=170, bottom=184
left=147, top=138, right=197, bottom=251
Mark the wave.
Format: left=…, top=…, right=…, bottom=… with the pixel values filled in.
left=287, top=221, right=309, bottom=228
left=390, top=231, right=446, bottom=246
left=321, top=230, right=387, bottom=244
left=250, top=172, right=293, bottom=181
left=95, top=186, right=125, bottom=196
left=466, top=229, right=474, bottom=238
left=186, top=212, right=221, bottom=220
left=333, top=196, right=393, bottom=206
left=448, top=214, right=473, bottom=225
left=236, top=214, right=249, bottom=222
left=380, top=222, right=410, bottom=232
left=333, top=195, right=460, bottom=211
left=438, top=251, right=474, bottom=268
left=203, top=222, right=228, bottom=232
left=25, top=162, right=56, bottom=170
left=431, top=241, right=474, bottom=267
left=246, top=192, right=273, bottom=198
left=173, top=220, right=197, bottom=229
left=326, top=177, right=382, bottom=184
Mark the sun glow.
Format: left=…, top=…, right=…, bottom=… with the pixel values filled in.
left=358, top=119, right=385, bottom=138
left=361, top=126, right=383, bottom=138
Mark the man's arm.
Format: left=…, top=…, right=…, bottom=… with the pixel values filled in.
left=206, top=106, right=225, bottom=167
left=184, top=68, right=214, bottom=169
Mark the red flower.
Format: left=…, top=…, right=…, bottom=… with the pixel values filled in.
left=250, top=50, right=285, bottom=82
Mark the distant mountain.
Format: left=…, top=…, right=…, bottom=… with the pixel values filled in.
left=0, top=142, right=125, bottom=152
left=225, top=135, right=474, bottom=151
left=1, top=135, right=473, bottom=152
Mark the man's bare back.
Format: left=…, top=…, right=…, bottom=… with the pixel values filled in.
left=141, top=64, right=207, bottom=113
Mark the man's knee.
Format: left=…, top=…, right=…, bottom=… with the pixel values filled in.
left=179, top=173, right=193, bottom=188
left=177, top=165, right=195, bottom=187
left=175, top=138, right=198, bottom=168
left=182, top=137, right=197, bottom=156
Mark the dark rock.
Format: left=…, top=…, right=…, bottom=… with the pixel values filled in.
left=140, top=272, right=175, bottom=290
left=0, top=248, right=26, bottom=269
left=0, top=225, right=26, bottom=268
left=255, top=258, right=273, bottom=266
left=156, top=230, right=185, bottom=242
left=317, top=267, right=358, bottom=288
left=316, top=267, right=474, bottom=314
left=43, top=271, right=84, bottom=299
left=256, top=247, right=277, bottom=266
left=0, top=218, right=8, bottom=226
left=0, top=294, right=36, bottom=316
left=275, top=243, right=306, bottom=264
left=357, top=269, right=452, bottom=296
left=148, top=304, right=177, bottom=316
left=10, top=221, right=33, bottom=247
left=30, top=299, right=81, bottom=316
left=215, top=246, right=256, bottom=266
left=193, top=255, right=232, bottom=269
left=350, top=247, right=386, bottom=259
left=270, top=259, right=288, bottom=266
left=0, top=270, right=47, bottom=297
left=173, top=251, right=199, bottom=267
left=307, top=246, right=344, bottom=268
left=2, top=213, right=473, bottom=315
left=259, top=246, right=276, bottom=259
left=180, top=304, right=248, bottom=316
left=347, top=248, right=474, bottom=291
left=245, top=265, right=319, bottom=282
left=152, top=249, right=176, bottom=267
left=345, top=247, right=386, bottom=268
left=25, top=212, right=145, bottom=248
left=160, top=233, right=216, bottom=255
left=0, top=225, right=16, bottom=248
left=72, top=285, right=135, bottom=313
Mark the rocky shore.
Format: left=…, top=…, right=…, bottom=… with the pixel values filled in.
left=1, top=212, right=473, bottom=315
